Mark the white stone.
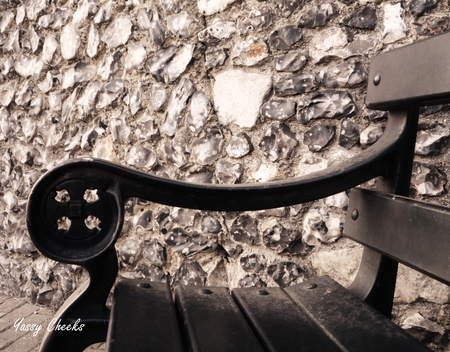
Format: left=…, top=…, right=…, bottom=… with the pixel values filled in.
left=61, top=23, right=80, bottom=60
left=324, top=192, right=349, bottom=208
left=165, top=44, right=195, bottom=82
left=401, top=313, right=446, bottom=335
left=213, top=70, right=271, bottom=129
left=0, top=81, right=15, bottom=107
left=42, top=35, right=58, bottom=64
left=124, top=43, right=147, bottom=73
left=72, top=0, right=90, bottom=27
left=198, top=18, right=236, bottom=42
left=250, top=163, right=278, bottom=182
left=383, top=3, right=407, bottom=44
left=302, top=208, right=343, bottom=246
left=101, top=15, right=132, bottom=48
left=86, top=23, right=100, bottom=58
left=93, top=137, right=119, bottom=162
left=14, top=53, right=43, bottom=79
left=298, top=155, right=328, bottom=176
left=198, top=0, right=237, bottom=16
left=310, top=246, right=363, bottom=288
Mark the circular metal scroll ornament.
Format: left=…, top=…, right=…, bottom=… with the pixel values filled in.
left=28, top=178, right=123, bottom=264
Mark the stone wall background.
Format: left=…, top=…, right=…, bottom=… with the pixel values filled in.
left=1, top=0, right=450, bottom=349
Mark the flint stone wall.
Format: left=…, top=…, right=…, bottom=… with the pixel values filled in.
left=1, top=0, right=450, bottom=349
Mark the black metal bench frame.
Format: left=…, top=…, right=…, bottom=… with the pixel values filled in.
left=26, top=32, right=450, bottom=351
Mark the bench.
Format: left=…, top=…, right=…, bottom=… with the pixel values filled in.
left=26, top=31, right=450, bottom=351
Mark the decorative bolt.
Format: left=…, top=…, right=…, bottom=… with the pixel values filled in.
left=373, top=74, right=381, bottom=86
left=351, top=209, right=359, bottom=220
left=305, top=283, right=317, bottom=290
left=258, top=290, right=269, bottom=295
left=138, top=282, right=151, bottom=289
left=201, top=288, right=212, bottom=294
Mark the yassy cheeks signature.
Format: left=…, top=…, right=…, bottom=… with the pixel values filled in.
left=14, top=317, right=85, bottom=337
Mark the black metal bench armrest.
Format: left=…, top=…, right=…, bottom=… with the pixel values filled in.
left=27, top=109, right=410, bottom=265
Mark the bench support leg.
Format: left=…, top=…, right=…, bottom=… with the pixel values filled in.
left=349, top=107, right=419, bottom=316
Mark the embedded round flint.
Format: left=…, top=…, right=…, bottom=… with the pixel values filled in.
left=230, top=214, right=258, bottom=245
left=339, top=118, right=360, bottom=149
left=298, top=3, right=339, bottom=28
left=409, top=0, right=440, bottom=17
left=238, top=5, right=272, bottom=34
left=240, top=254, right=266, bottom=273
left=351, top=209, right=358, bottom=220
left=273, top=74, right=318, bottom=96
left=342, top=6, right=377, bottom=29
left=258, top=289, right=269, bottom=295
left=226, top=133, right=252, bottom=158
left=173, top=261, right=207, bottom=286
left=304, top=124, right=335, bottom=152
left=269, top=25, right=302, bottom=50
left=274, top=51, right=307, bottom=72
left=260, top=99, right=296, bottom=121
left=275, top=0, right=302, bottom=18
left=298, top=90, right=356, bottom=124
left=268, top=262, right=304, bottom=287
left=321, top=60, right=366, bottom=88
left=205, top=48, right=228, bottom=70
left=305, top=283, right=317, bottom=289
left=259, top=122, right=298, bottom=161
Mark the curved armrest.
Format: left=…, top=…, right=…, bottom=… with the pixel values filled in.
left=27, top=109, right=410, bottom=265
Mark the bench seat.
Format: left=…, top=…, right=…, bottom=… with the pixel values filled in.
left=106, top=276, right=430, bottom=352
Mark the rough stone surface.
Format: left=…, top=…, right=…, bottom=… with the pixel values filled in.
left=309, top=27, right=348, bottom=63
left=231, top=38, right=269, bottom=66
left=230, top=215, right=259, bottom=245
left=214, top=70, right=272, bottom=128
left=226, top=133, right=252, bottom=158
left=395, top=264, right=450, bottom=305
left=310, top=246, right=363, bottom=288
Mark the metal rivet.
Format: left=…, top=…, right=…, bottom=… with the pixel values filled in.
left=258, top=290, right=269, bottom=295
left=351, top=209, right=359, bottom=220
left=201, top=288, right=212, bottom=294
left=138, top=282, right=151, bottom=289
left=305, top=283, right=317, bottom=290
left=373, top=74, right=381, bottom=86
